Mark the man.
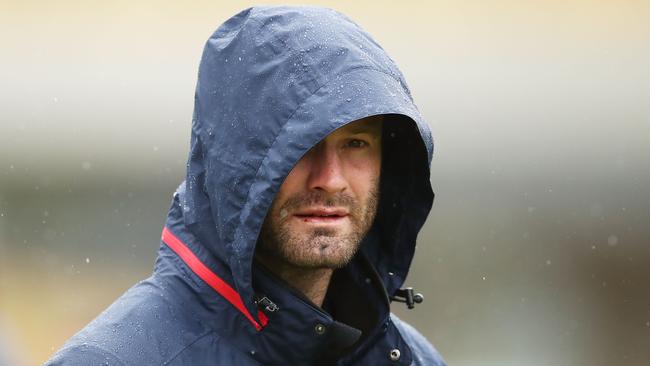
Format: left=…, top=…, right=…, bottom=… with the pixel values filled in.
left=47, top=6, right=445, bottom=365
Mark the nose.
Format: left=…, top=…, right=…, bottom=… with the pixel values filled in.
left=304, top=141, right=348, bottom=194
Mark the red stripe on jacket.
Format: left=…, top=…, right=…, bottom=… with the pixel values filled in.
left=161, top=226, right=269, bottom=331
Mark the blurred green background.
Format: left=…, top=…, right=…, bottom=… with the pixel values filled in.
left=1, top=1, right=649, bottom=365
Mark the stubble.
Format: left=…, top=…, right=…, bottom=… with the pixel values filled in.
left=258, top=179, right=379, bottom=270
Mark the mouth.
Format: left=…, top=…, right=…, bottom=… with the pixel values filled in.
left=293, top=208, right=349, bottom=223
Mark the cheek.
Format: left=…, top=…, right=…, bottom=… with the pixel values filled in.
left=345, top=145, right=381, bottom=170
left=344, top=155, right=381, bottom=196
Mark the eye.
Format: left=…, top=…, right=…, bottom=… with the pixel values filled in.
left=345, top=139, right=369, bottom=149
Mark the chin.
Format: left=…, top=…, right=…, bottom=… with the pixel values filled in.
left=290, top=256, right=353, bottom=270
left=288, top=237, right=358, bottom=269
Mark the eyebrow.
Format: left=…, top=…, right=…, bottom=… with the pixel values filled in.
left=346, top=123, right=382, bottom=135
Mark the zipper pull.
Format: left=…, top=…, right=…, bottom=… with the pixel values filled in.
left=390, top=287, right=423, bottom=309
left=254, top=295, right=279, bottom=313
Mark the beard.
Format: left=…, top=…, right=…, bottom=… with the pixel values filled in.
left=258, top=179, right=379, bottom=270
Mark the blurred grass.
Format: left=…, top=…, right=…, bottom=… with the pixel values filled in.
left=0, top=255, right=150, bottom=365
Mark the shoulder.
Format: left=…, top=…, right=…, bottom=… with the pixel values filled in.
left=390, top=313, right=447, bottom=366
left=45, top=276, right=213, bottom=366
left=45, top=343, right=125, bottom=366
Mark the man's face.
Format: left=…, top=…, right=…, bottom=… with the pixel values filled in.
left=258, top=116, right=383, bottom=269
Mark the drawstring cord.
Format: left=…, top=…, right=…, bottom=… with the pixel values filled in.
left=391, top=287, right=423, bottom=309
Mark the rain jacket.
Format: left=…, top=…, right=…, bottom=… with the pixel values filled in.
left=46, top=6, right=445, bottom=366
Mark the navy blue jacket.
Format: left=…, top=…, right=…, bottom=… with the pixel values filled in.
left=46, top=6, right=445, bottom=365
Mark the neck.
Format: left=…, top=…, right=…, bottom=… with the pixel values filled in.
left=256, top=256, right=333, bottom=307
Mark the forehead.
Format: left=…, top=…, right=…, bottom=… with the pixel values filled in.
left=329, top=115, right=383, bottom=137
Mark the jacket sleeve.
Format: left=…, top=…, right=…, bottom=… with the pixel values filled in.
left=44, top=343, right=126, bottom=366
left=390, top=314, right=447, bottom=366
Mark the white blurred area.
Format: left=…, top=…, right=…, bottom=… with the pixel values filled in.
left=1, top=1, right=649, bottom=365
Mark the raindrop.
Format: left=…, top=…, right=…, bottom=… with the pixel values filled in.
left=607, top=235, right=618, bottom=246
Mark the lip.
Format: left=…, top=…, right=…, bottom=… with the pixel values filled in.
left=293, top=207, right=349, bottom=223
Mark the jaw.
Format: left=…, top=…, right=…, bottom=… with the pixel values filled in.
left=265, top=217, right=360, bottom=269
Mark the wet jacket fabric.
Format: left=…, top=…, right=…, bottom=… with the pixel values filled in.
left=46, top=6, right=445, bottom=366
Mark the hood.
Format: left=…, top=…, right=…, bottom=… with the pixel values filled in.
left=175, top=5, right=434, bottom=325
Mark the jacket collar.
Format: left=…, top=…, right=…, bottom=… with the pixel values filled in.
left=159, top=194, right=399, bottom=365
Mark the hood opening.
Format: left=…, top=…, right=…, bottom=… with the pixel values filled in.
left=361, top=114, right=434, bottom=296
left=174, top=6, right=434, bottom=323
